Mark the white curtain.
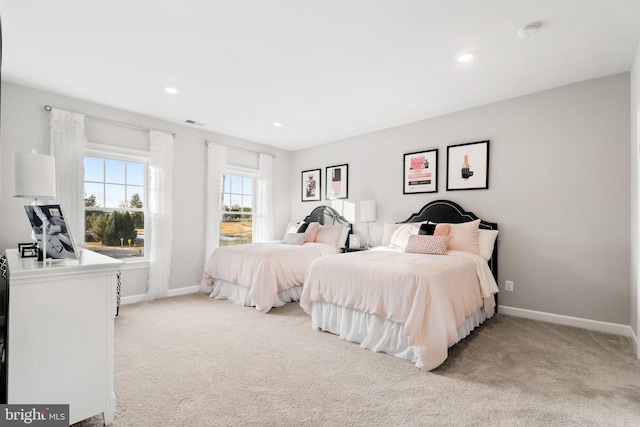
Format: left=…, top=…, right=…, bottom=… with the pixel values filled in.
left=145, top=130, right=174, bottom=301
left=200, top=142, right=227, bottom=292
left=254, top=153, right=274, bottom=242
left=49, top=108, right=87, bottom=250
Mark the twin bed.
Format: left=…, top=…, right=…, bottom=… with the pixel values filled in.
left=204, top=200, right=499, bottom=371
left=203, top=206, right=351, bottom=312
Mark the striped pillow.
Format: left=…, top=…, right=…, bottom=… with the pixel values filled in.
left=405, top=235, right=450, bottom=255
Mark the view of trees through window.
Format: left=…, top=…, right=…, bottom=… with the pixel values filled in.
left=84, top=156, right=146, bottom=259
left=220, top=174, right=253, bottom=246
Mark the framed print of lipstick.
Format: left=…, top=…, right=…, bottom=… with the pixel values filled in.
left=446, top=140, right=490, bottom=191
left=326, top=164, right=349, bottom=199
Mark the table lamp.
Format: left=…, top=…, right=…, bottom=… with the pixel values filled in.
left=360, top=200, right=376, bottom=249
left=13, top=150, right=57, bottom=262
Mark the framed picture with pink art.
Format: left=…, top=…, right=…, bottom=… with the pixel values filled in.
left=301, top=168, right=321, bottom=202
left=326, top=164, right=348, bottom=200
left=403, top=149, right=438, bottom=194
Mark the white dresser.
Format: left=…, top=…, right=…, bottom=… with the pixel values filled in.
left=3, top=248, right=123, bottom=425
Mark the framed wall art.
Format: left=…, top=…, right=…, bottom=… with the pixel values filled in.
left=301, top=168, right=321, bottom=202
left=403, top=149, right=438, bottom=194
left=326, top=164, right=348, bottom=200
left=446, top=140, right=490, bottom=191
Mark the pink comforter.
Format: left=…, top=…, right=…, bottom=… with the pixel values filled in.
left=204, top=242, right=337, bottom=312
left=300, top=249, right=499, bottom=369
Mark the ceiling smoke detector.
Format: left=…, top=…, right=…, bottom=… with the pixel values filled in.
left=517, top=22, right=541, bottom=39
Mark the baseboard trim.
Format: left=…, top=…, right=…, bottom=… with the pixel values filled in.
left=498, top=305, right=633, bottom=338
left=121, top=294, right=145, bottom=305
left=167, top=285, right=200, bottom=297
left=121, top=286, right=200, bottom=306
left=630, top=329, right=638, bottom=358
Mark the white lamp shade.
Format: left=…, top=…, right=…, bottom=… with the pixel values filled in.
left=13, top=152, right=57, bottom=200
left=360, top=200, right=377, bottom=222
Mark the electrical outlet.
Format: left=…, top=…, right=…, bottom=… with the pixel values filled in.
left=505, top=280, right=514, bottom=292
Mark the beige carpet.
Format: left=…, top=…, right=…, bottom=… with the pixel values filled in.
left=74, top=293, right=640, bottom=427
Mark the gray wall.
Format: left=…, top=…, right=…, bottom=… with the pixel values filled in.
left=290, top=73, right=631, bottom=326
left=0, top=81, right=293, bottom=297
left=631, top=41, right=640, bottom=348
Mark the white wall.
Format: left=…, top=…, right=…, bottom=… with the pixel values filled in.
left=0, top=81, right=293, bottom=298
left=291, top=73, right=631, bottom=326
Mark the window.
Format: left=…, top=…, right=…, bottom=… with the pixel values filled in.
left=220, top=174, right=254, bottom=246
left=84, top=148, right=148, bottom=259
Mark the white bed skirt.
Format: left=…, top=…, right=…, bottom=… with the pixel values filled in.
left=209, top=279, right=303, bottom=311
left=310, top=302, right=494, bottom=366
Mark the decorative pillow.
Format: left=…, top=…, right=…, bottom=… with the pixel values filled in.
left=478, top=229, right=499, bottom=261
left=419, top=223, right=437, bottom=235
left=304, top=222, right=320, bottom=243
left=314, top=225, right=345, bottom=247
left=434, top=223, right=451, bottom=237
left=447, top=219, right=480, bottom=255
left=405, top=235, right=450, bottom=255
left=281, top=233, right=307, bottom=245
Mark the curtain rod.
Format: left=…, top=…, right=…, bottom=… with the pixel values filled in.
left=205, top=140, right=276, bottom=159
left=44, top=105, right=177, bottom=138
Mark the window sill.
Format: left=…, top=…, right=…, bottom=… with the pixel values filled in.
left=118, top=259, right=150, bottom=271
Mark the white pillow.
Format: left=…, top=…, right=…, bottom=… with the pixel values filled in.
left=381, top=222, right=421, bottom=250
left=315, top=225, right=346, bottom=247
left=284, top=222, right=300, bottom=240
left=478, top=229, right=499, bottom=261
left=281, top=233, right=307, bottom=245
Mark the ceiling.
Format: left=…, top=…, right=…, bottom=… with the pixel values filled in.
left=2, top=1, right=640, bottom=151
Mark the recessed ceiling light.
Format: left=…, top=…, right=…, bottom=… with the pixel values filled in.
left=164, top=87, right=179, bottom=94
left=456, top=53, right=474, bottom=63
left=273, top=122, right=283, bottom=127
left=518, top=22, right=541, bottom=39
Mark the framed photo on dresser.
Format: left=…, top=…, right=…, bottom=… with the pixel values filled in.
left=23, top=204, right=78, bottom=259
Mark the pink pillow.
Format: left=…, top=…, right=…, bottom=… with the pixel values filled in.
left=434, top=223, right=451, bottom=237
left=405, top=235, right=450, bottom=255
left=447, top=219, right=480, bottom=255
left=304, top=222, right=320, bottom=242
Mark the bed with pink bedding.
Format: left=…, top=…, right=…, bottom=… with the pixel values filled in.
left=300, top=200, right=499, bottom=370
left=203, top=206, right=351, bottom=313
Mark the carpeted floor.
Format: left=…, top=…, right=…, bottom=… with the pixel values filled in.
left=74, top=293, right=640, bottom=426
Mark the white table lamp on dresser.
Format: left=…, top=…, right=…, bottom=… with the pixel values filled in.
left=13, top=150, right=57, bottom=262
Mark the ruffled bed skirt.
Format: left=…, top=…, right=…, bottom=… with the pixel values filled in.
left=310, top=302, right=494, bottom=366
left=209, top=279, right=303, bottom=310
